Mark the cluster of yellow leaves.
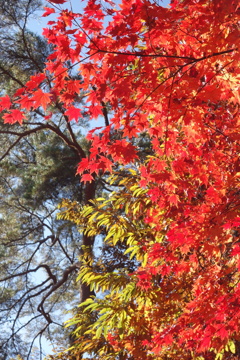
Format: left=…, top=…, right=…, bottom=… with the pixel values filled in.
left=56, top=169, right=238, bottom=360
left=57, top=170, right=164, bottom=359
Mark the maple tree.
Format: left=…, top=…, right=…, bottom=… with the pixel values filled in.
left=0, top=0, right=239, bottom=359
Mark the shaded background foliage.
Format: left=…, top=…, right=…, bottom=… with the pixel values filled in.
left=0, top=0, right=87, bottom=357
left=0, top=1, right=139, bottom=358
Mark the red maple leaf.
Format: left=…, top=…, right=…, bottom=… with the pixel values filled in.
left=65, top=107, right=81, bottom=122
left=42, top=7, right=55, bottom=17
left=3, top=109, right=25, bottom=125
left=81, top=173, right=94, bottom=184
left=168, top=194, right=179, bottom=207
left=18, top=96, right=35, bottom=111
left=88, top=104, right=103, bottom=119
left=26, top=74, right=46, bottom=90
left=77, top=158, right=90, bottom=174
left=218, top=327, right=229, bottom=340
left=0, top=96, right=12, bottom=110
left=32, top=89, right=51, bottom=110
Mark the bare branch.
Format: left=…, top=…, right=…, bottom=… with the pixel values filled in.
left=37, top=264, right=79, bottom=323
left=0, top=264, right=57, bottom=284
left=98, top=48, right=236, bottom=61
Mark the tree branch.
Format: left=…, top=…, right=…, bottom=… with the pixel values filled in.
left=0, top=264, right=57, bottom=284
left=37, top=263, right=79, bottom=323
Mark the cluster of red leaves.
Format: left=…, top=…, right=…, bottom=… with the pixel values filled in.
left=0, top=0, right=239, bottom=358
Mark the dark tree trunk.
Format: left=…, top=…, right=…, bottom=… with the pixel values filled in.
left=69, top=181, right=96, bottom=360
left=79, top=181, right=96, bottom=302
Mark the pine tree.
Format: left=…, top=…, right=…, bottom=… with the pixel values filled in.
left=0, top=0, right=90, bottom=356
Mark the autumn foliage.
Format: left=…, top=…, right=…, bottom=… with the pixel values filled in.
left=0, top=0, right=240, bottom=358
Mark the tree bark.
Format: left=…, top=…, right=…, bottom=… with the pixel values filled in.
left=79, top=181, right=96, bottom=302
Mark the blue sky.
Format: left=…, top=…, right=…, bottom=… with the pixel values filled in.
left=28, top=0, right=170, bottom=35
